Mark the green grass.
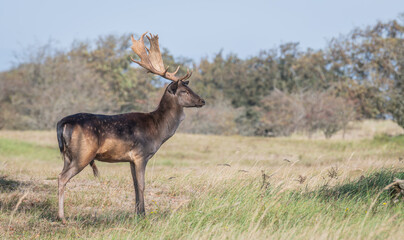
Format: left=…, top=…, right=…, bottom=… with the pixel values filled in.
left=0, top=128, right=403, bottom=239
left=372, top=134, right=404, bottom=146
left=0, top=138, right=58, bottom=162
left=316, top=170, right=404, bottom=201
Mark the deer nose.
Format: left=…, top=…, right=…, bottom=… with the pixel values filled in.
left=200, top=99, right=206, bottom=105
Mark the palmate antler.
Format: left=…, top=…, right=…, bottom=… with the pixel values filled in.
left=130, top=32, right=192, bottom=82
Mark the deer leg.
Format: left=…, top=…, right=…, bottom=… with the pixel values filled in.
left=130, top=161, right=146, bottom=215
left=58, top=154, right=93, bottom=223
left=58, top=165, right=81, bottom=224
left=58, top=154, right=70, bottom=223
left=130, top=162, right=140, bottom=210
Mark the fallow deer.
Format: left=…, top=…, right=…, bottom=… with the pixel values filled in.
left=56, top=32, right=205, bottom=224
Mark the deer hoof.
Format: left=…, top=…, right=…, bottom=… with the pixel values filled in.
left=59, top=216, right=67, bottom=225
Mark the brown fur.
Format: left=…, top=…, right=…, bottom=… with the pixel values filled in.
left=56, top=80, right=204, bottom=223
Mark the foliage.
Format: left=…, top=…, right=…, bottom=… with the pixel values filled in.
left=179, top=99, right=238, bottom=135
left=302, top=91, right=356, bottom=138
left=0, top=16, right=403, bottom=136
left=257, top=90, right=356, bottom=138
left=258, top=89, right=304, bottom=136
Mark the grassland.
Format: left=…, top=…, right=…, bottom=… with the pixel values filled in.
left=0, top=120, right=403, bottom=239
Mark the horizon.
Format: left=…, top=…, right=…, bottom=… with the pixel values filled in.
left=0, top=0, right=403, bottom=72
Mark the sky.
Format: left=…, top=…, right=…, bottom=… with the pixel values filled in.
left=0, top=0, right=402, bottom=71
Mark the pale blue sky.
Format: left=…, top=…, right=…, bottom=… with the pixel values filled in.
left=0, top=0, right=402, bottom=71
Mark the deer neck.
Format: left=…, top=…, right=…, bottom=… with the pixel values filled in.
left=151, top=91, right=185, bottom=142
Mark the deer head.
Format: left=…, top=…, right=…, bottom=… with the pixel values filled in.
left=130, top=32, right=205, bottom=108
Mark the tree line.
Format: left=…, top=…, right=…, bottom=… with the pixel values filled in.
left=0, top=16, right=403, bottom=137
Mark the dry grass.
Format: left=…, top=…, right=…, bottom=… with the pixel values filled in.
left=0, top=120, right=403, bottom=239
left=291, top=119, right=404, bottom=140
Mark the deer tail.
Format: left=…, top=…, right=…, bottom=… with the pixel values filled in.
left=56, top=120, right=66, bottom=154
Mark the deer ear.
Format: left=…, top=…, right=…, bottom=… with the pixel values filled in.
left=168, top=81, right=178, bottom=94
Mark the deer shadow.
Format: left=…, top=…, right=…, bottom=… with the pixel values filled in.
left=0, top=175, right=28, bottom=192
left=0, top=175, right=150, bottom=224
left=0, top=175, right=59, bottom=221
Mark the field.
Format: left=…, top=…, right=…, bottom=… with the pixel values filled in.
left=0, top=120, right=404, bottom=239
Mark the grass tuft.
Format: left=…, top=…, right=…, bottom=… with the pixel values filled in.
left=317, top=169, right=404, bottom=201
left=0, top=128, right=403, bottom=239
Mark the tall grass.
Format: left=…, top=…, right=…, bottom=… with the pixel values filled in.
left=0, top=123, right=403, bottom=239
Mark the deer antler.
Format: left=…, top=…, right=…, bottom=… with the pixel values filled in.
left=130, top=32, right=192, bottom=82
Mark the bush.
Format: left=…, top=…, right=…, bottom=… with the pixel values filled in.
left=256, top=90, right=356, bottom=138
left=179, top=100, right=238, bottom=135
left=302, top=91, right=356, bottom=138
left=258, top=89, right=304, bottom=136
